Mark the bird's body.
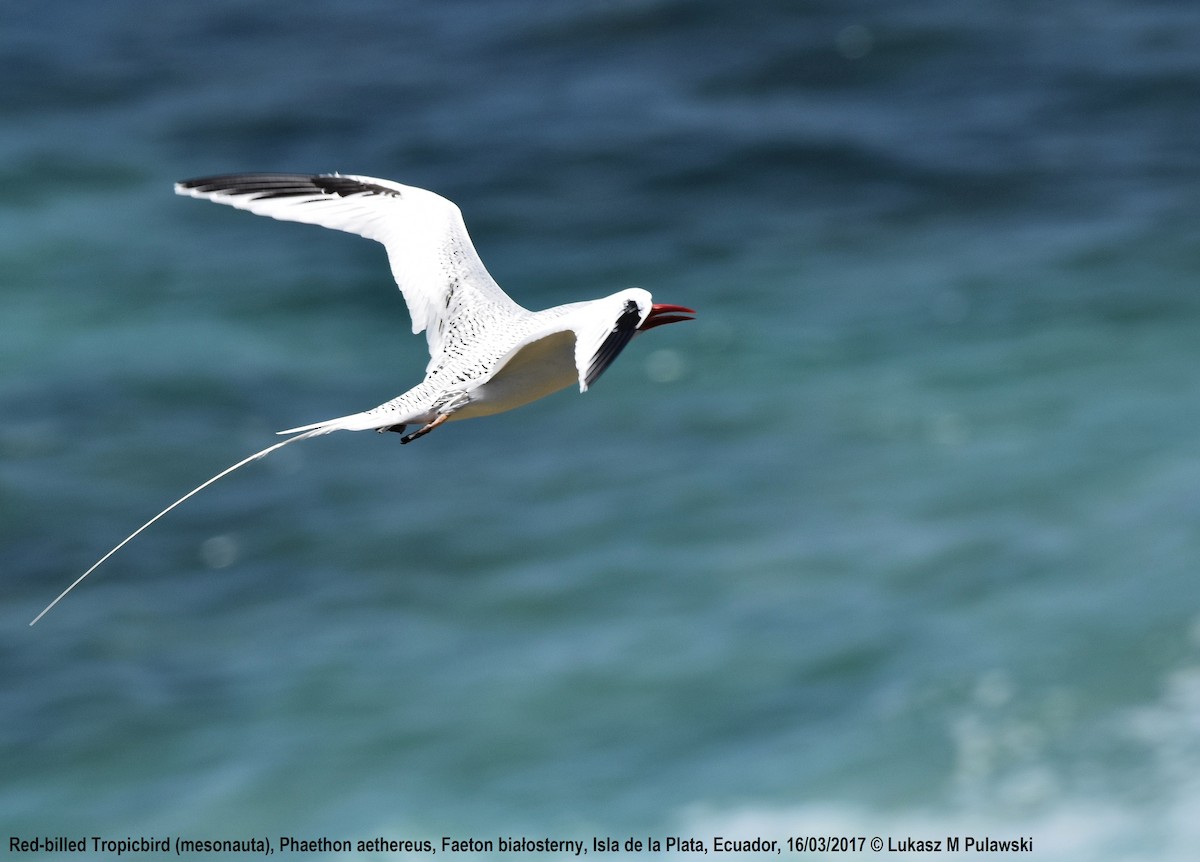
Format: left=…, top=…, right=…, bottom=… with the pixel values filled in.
left=30, top=173, right=692, bottom=624
left=178, top=174, right=691, bottom=442
left=280, top=292, right=637, bottom=437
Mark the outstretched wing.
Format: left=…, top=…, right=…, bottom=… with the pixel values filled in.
left=578, top=297, right=644, bottom=390
left=175, top=173, right=527, bottom=366
left=479, top=289, right=654, bottom=398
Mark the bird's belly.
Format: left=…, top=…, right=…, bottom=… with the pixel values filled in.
left=454, top=331, right=578, bottom=420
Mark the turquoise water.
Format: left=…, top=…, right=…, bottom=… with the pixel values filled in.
left=5, top=2, right=1200, bottom=859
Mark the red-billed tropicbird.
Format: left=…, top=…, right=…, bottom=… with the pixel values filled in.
left=30, top=173, right=694, bottom=625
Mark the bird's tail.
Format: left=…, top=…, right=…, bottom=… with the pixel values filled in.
left=276, top=410, right=384, bottom=435
left=29, top=426, right=334, bottom=626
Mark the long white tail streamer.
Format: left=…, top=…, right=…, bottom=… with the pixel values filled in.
left=29, top=428, right=330, bottom=626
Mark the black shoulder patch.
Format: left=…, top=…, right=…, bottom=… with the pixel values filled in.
left=585, top=300, right=641, bottom=388
left=177, top=173, right=402, bottom=201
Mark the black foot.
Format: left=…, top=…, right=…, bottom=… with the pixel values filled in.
left=399, top=428, right=426, bottom=444
left=379, top=424, right=408, bottom=436
left=399, top=413, right=450, bottom=444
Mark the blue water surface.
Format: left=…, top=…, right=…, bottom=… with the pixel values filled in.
left=4, top=2, right=1200, bottom=859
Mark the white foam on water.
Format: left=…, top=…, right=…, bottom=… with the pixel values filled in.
left=676, top=659, right=1200, bottom=861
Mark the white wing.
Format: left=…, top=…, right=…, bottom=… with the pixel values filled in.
left=481, top=289, right=653, bottom=396
left=174, top=173, right=528, bottom=366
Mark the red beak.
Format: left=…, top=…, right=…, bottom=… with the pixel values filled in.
left=639, top=303, right=696, bottom=331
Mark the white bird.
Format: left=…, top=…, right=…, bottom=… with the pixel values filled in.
left=30, top=173, right=693, bottom=625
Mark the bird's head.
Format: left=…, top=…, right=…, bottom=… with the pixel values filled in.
left=638, top=303, right=696, bottom=331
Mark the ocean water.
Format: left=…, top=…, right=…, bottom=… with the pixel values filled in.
left=4, top=1, right=1200, bottom=858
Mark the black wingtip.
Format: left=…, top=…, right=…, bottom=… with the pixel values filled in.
left=585, top=300, right=642, bottom=388
left=176, top=173, right=402, bottom=200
